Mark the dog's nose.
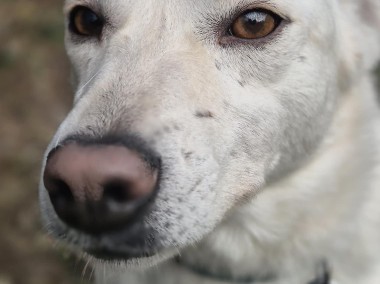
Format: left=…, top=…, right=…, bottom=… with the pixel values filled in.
left=43, top=139, right=160, bottom=234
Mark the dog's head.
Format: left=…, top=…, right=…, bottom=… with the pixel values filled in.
left=40, top=0, right=380, bottom=267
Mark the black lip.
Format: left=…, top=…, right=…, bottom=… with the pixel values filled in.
left=87, top=247, right=156, bottom=261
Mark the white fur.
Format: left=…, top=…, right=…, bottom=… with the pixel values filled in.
left=40, top=0, right=380, bottom=283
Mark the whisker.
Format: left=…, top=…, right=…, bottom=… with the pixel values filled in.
left=77, top=68, right=102, bottom=98
left=89, top=266, right=95, bottom=283
left=103, top=263, right=107, bottom=284
left=81, top=259, right=91, bottom=282
left=115, top=45, right=130, bottom=53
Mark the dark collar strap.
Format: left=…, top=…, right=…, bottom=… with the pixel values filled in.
left=308, top=262, right=330, bottom=284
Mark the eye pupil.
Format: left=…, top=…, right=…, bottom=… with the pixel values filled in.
left=242, top=12, right=268, bottom=34
left=70, top=6, right=104, bottom=37
left=82, top=10, right=99, bottom=26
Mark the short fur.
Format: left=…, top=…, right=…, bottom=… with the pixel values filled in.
left=39, top=0, right=380, bottom=283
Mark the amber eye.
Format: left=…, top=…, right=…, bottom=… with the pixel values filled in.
left=229, top=10, right=282, bottom=40
left=69, top=6, right=104, bottom=37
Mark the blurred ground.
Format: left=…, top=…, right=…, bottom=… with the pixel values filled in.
left=0, top=0, right=90, bottom=283
left=0, top=1, right=379, bottom=284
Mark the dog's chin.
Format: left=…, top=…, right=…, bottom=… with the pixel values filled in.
left=86, top=247, right=179, bottom=270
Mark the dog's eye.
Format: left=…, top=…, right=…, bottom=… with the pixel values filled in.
left=69, top=6, right=103, bottom=37
left=229, top=10, right=282, bottom=40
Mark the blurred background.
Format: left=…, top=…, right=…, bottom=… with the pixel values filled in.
left=0, top=1, right=379, bottom=284
left=0, top=0, right=89, bottom=283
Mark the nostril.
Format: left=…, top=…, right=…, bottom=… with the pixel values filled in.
left=45, top=178, right=75, bottom=209
left=103, top=180, right=133, bottom=204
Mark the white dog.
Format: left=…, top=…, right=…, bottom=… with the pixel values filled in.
left=39, top=0, right=380, bottom=283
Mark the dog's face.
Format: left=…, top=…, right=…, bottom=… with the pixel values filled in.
left=40, top=0, right=380, bottom=267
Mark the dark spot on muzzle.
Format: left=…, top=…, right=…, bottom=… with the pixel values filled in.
left=195, top=110, right=214, bottom=119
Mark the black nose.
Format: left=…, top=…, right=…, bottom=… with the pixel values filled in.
left=43, top=136, right=160, bottom=235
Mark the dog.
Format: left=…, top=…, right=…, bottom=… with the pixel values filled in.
left=39, top=0, right=380, bottom=283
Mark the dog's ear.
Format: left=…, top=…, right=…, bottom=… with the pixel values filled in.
left=337, top=0, right=380, bottom=87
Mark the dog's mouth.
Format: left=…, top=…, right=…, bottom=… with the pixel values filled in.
left=82, top=240, right=180, bottom=267
left=46, top=214, right=166, bottom=262
left=80, top=233, right=162, bottom=261
left=86, top=246, right=156, bottom=261
left=78, top=229, right=164, bottom=262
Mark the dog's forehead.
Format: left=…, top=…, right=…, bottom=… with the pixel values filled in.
left=63, top=0, right=332, bottom=21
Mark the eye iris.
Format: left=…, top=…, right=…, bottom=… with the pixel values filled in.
left=71, top=7, right=103, bottom=36
left=231, top=10, right=278, bottom=39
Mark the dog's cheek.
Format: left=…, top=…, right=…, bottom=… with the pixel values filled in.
left=219, top=100, right=284, bottom=194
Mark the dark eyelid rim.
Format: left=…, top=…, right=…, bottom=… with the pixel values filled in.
left=67, top=4, right=107, bottom=43
left=227, top=8, right=282, bottom=36
left=203, top=2, right=292, bottom=47
left=220, top=18, right=288, bottom=47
